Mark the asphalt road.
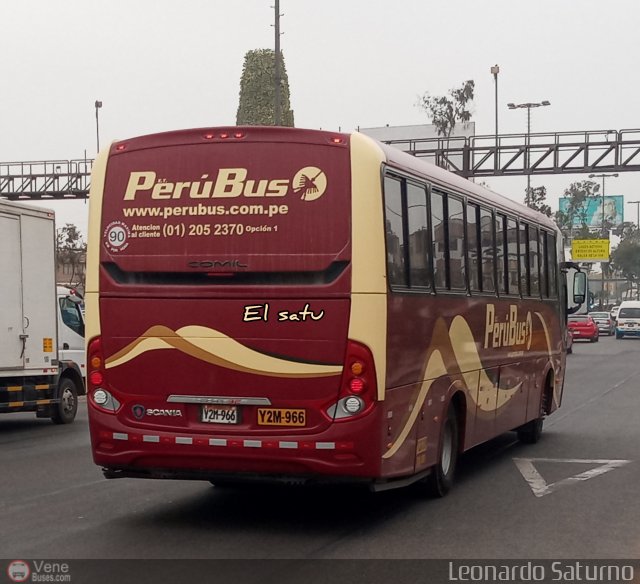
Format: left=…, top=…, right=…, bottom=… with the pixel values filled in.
left=1, top=334, right=639, bottom=560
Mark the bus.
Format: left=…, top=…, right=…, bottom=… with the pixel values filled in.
left=85, top=127, right=585, bottom=496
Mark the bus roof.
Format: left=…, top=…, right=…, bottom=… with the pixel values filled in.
left=373, top=136, right=559, bottom=232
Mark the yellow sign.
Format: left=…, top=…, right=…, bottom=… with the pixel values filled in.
left=572, top=239, right=610, bottom=261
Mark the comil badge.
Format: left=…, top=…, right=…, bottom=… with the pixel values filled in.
left=293, top=167, right=327, bottom=201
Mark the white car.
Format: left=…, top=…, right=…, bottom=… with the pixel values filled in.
left=615, top=301, right=640, bottom=339
left=610, top=305, right=620, bottom=321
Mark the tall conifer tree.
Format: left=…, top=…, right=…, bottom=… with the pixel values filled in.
left=236, top=49, right=294, bottom=126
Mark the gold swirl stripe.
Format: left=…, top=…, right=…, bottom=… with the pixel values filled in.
left=105, top=325, right=343, bottom=378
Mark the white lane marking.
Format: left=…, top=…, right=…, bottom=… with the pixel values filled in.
left=514, top=458, right=632, bottom=498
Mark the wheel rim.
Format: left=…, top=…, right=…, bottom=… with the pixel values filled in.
left=441, top=421, right=453, bottom=475
left=61, top=387, right=76, bottom=415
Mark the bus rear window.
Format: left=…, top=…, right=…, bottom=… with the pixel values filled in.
left=99, top=136, right=351, bottom=275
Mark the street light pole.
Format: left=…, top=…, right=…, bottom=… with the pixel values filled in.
left=589, top=172, right=619, bottom=308
left=491, top=65, right=499, bottom=160
left=507, top=100, right=550, bottom=197
left=273, top=0, right=282, bottom=126
left=95, top=100, right=103, bottom=153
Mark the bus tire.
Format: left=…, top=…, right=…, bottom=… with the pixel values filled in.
left=51, top=377, right=78, bottom=424
left=517, top=417, right=543, bottom=444
left=423, top=404, right=459, bottom=498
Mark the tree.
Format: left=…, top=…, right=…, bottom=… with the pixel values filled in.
left=56, top=223, right=86, bottom=287
left=236, top=49, right=294, bottom=127
left=611, top=229, right=640, bottom=300
left=417, top=80, right=475, bottom=140
left=554, top=179, right=601, bottom=241
left=524, top=185, right=552, bottom=217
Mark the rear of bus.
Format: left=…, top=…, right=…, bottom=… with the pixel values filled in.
left=85, top=127, right=388, bottom=484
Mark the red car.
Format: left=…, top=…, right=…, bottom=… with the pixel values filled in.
left=567, top=315, right=599, bottom=342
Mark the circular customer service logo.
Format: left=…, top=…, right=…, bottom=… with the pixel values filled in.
left=103, top=220, right=131, bottom=253
left=293, top=166, right=327, bottom=202
left=7, top=560, right=31, bottom=583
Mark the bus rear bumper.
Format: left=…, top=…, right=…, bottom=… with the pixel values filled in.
left=89, top=411, right=383, bottom=481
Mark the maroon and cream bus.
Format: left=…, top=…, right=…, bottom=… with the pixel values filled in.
left=86, top=127, right=585, bottom=496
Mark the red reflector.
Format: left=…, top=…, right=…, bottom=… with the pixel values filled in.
left=337, top=442, right=354, bottom=450
left=115, top=144, right=126, bottom=151
left=203, top=133, right=215, bottom=139
left=220, top=132, right=230, bottom=139
left=349, top=378, right=365, bottom=393
left=234, top=132, right=245, bottom=139
left=89, top=371, right=103, bottom=386
left=331, top=137, right=344, bottom=144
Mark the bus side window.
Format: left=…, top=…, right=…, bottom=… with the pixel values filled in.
left=539, top=229, right=548, bottom=297
left=519, top=222, right=530, bottom=296
left=406, top=182, right=430, bottom=289
left=466, top=202, right=481, bottom=292
left=384, top=175, right=407, bottom=288
left=448, top=196, right=466, bottom=290
left=480, top=207, right=496, bottom=293
left=546, top=232, right=558, bottom=297
left=431, top=191, right=447, bottom=290
left=495, top=214, right=508, bottom=295
left=506, top=218, right=519, bottom=295
left=529, top=225, right=540, bottom=297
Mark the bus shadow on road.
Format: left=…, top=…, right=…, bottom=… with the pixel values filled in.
left=135, top=480, right=416, bottom=536
left=123, top=431, right=550, bottom=536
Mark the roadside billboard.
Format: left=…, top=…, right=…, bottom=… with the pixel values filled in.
left=558, top=195, right=624, bottom=228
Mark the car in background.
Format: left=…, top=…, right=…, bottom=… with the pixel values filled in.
left=610, top=305, right=620, bottom=321
left=588, top=311, right=615, bottom=336
left=567, top=315, right=599, bottom=343
left=615, top=301, right=640, bottom=339
left=565, top=328, right=574, bottom=354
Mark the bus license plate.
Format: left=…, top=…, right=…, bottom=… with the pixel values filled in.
left=257, top=408, right=306, bottom=427
left=201, top=404, right=239, bottom=424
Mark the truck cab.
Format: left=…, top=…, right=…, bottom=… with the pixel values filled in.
left=57, top=286, right=86, bottom=383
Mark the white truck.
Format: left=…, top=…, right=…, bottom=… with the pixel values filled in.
left=0, top=200, right=85, bottom=423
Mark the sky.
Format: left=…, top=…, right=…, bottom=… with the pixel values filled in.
left=2, top=0, right=640, bottom=238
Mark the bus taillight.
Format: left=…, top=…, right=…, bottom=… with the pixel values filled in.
left=88, top=336, right=121, bottom=413
left=326, top=340, right=377, bottom=421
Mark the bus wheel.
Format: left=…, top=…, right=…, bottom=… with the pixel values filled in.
left=517, top=417, right=543, bottom=444
left=51, top=377, right=78, bottom=424
left=423, top=404, right=459, bottom=498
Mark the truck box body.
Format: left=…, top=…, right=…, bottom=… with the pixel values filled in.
left=0, top=200, right=84, bottom=423
left=0, top=201, right=58, bottom=376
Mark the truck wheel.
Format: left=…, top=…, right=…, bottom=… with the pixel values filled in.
left=422, top=404, right=459, bottom=498
left=51, top=377, right=78, bottom=424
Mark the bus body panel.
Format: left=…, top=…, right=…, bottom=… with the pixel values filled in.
left=384, top=293, right=564, bottom=462
left=98, top=296, right=349, bottom=434
left=88, top=128, right=389, bottom=482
